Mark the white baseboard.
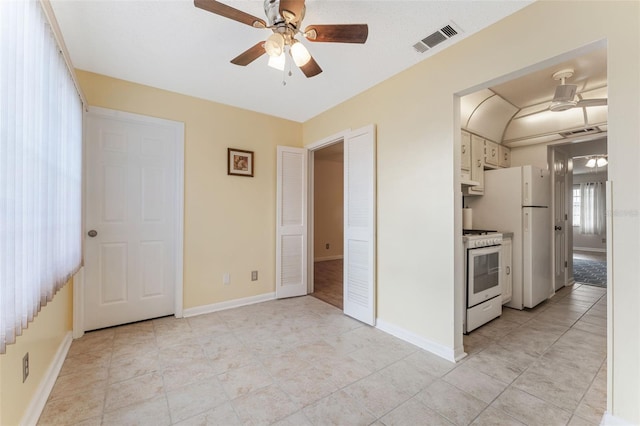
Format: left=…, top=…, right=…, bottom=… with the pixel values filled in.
left=574, top=247, right=606, bottom=253
left=23, top=331, right=72, bottom=426
left=375, top=319, right=458, bottom=363
left=601, top=412, right=635, bottom=425
left=314, top=255, right=344, bottom=262
left=183, top=292, right=276, bottom=317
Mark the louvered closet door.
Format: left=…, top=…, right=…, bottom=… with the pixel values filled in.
left=276, top=146, right=308, bottom=298
left=343, top=125, right=376, bottom=325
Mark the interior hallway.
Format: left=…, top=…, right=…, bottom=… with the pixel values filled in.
left=38, top=283, right=606, bottom=425
left=312, top=259, right=343, bottom=310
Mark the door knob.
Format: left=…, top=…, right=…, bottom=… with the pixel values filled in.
left=554, top=225, right=562, bottom=231
left=88, top=230, right=98, bottom=237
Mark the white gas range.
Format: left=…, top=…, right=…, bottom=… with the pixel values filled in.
left=463, top=230, right=503, bottom=333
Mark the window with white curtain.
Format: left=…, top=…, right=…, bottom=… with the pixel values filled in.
left=579, top=182, right=606, bottom=235
left=0, top=0, right=83, bottom=353
left=572, top=186, right=581, bottom=227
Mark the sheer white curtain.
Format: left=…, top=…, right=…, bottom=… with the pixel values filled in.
left=579, top=182, right=606, bottom=235
left=0, top=0, right=83, bottom=353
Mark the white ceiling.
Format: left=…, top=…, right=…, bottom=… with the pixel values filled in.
left=461, top=47, right=608, bottom=147
left=50, top=0, right=533, bottom=123
left=489, top=48, right=607, bottom=109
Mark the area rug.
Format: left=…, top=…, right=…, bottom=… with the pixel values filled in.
left=573, top=258, right=607, bottom=287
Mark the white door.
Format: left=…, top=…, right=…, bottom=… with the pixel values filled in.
left=84, top=109, right=182, bottom=331
left=552, top=150, right=568, bottom=291
left=275, top=146, right=308, bottom=298
left=343, top=125, right=376, bottom=325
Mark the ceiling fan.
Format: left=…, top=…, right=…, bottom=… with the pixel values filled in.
left=549, top=69, right=607, bottom=112
left=194, top=0, right=369, bottom=78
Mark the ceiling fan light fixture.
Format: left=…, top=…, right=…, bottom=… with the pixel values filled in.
left=549, top=99, right=577, bottom=112
left=265, top=33, right=285, bottom=57
left=596, top=157, right=608, bottom=167
left=290, top=40, right=311, bottom=66
left=585, top=158, right=597, bottom=168
left=268, top=52, right=286, bottom=70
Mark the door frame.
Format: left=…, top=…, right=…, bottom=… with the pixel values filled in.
left=306, top=130, right=351, bottom=294
left=73, top=107, right=185, bottom=338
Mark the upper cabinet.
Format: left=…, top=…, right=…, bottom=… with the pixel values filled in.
left=484, top=139, right=500, bottom=168
left=461, top=130, right=471, bottom=180
left=467, top=134, right=485, bottom=195
left=461, top=130, right=511, bottom=195
left=499, top=144, right=511, bottom=168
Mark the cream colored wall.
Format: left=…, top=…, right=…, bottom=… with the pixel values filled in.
left=0, top=281, right=73, bottom=425
left=314, top=158, right=344, bottom=260
left=76, top=71, right=302, bottom=308
left=510, top=144, right=549, bottom=169
left=303, top=1, right=639, bottom=421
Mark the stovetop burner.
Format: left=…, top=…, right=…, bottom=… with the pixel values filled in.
left=463, top=229, right=497, bottom=236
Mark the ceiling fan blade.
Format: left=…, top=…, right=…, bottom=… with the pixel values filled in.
left=576, top=98, right=608, bottom=107
left=279, top=0, right=305, bottom=24
left=194, top=0, right=266, bottom=28
left=299, top=55, right=322, bottom=78
left=304, top=24, right=368, bottom=43
left=230, top=42, right=266, bottom=66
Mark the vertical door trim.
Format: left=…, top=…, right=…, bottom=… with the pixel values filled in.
left=550, top=147, right=569, bottom=293
left=74, top=107, right=184, bottom=336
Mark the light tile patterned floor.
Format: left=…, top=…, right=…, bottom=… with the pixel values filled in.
left=38, top=283, right=606, bottom=425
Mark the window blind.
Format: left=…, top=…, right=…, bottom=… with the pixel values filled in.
left=0, top=0, right=83, bottom=353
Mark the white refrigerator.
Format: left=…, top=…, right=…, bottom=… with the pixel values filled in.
left=467, top=165, right=552, bottom=310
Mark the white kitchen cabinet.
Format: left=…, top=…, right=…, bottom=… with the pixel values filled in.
left=501, top=236, right=512, bottom=304
left=499, top=145, right=511, bottom=168
left=484, top=139, right=500, bottom=168
left=461, top=130, right=471, bottom=180
left=466, top=134, right=485, bottom=194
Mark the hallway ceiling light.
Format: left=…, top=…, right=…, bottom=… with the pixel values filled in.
left=584, top=155, right=608, bottom=168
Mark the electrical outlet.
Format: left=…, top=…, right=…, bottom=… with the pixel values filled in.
left=223, top=273, right=230, bottom=285
left=251, top=270, right=258, bottom=281
left=325, top=243, right=330, bottom=249
left=23, top=352, right=29, bottom=383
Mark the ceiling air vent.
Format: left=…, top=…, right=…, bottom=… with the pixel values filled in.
left=413, top=22, right=463, bottom=53
left=560, top=127, right=599, bottom=137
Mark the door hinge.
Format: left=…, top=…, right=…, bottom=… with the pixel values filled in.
left=565, top=260, right=568, bottom=268
left=565, top=214, right=568, bottom=220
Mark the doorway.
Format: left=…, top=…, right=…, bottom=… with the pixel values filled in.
left=311, top=142, right=344, bottom=309
left=80, top=107, right=184, bottom=332
left=569, top=138, right=608, bottom=288
left=276, top=125, right=376, bottom=325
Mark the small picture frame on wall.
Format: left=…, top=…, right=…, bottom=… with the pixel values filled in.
left=227, top=148, right=254, bottom=177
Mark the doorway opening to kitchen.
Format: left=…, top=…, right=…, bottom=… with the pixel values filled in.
left=311, top=142, right=345, bottom=309
left=457, top=44, right=609, bottom=418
